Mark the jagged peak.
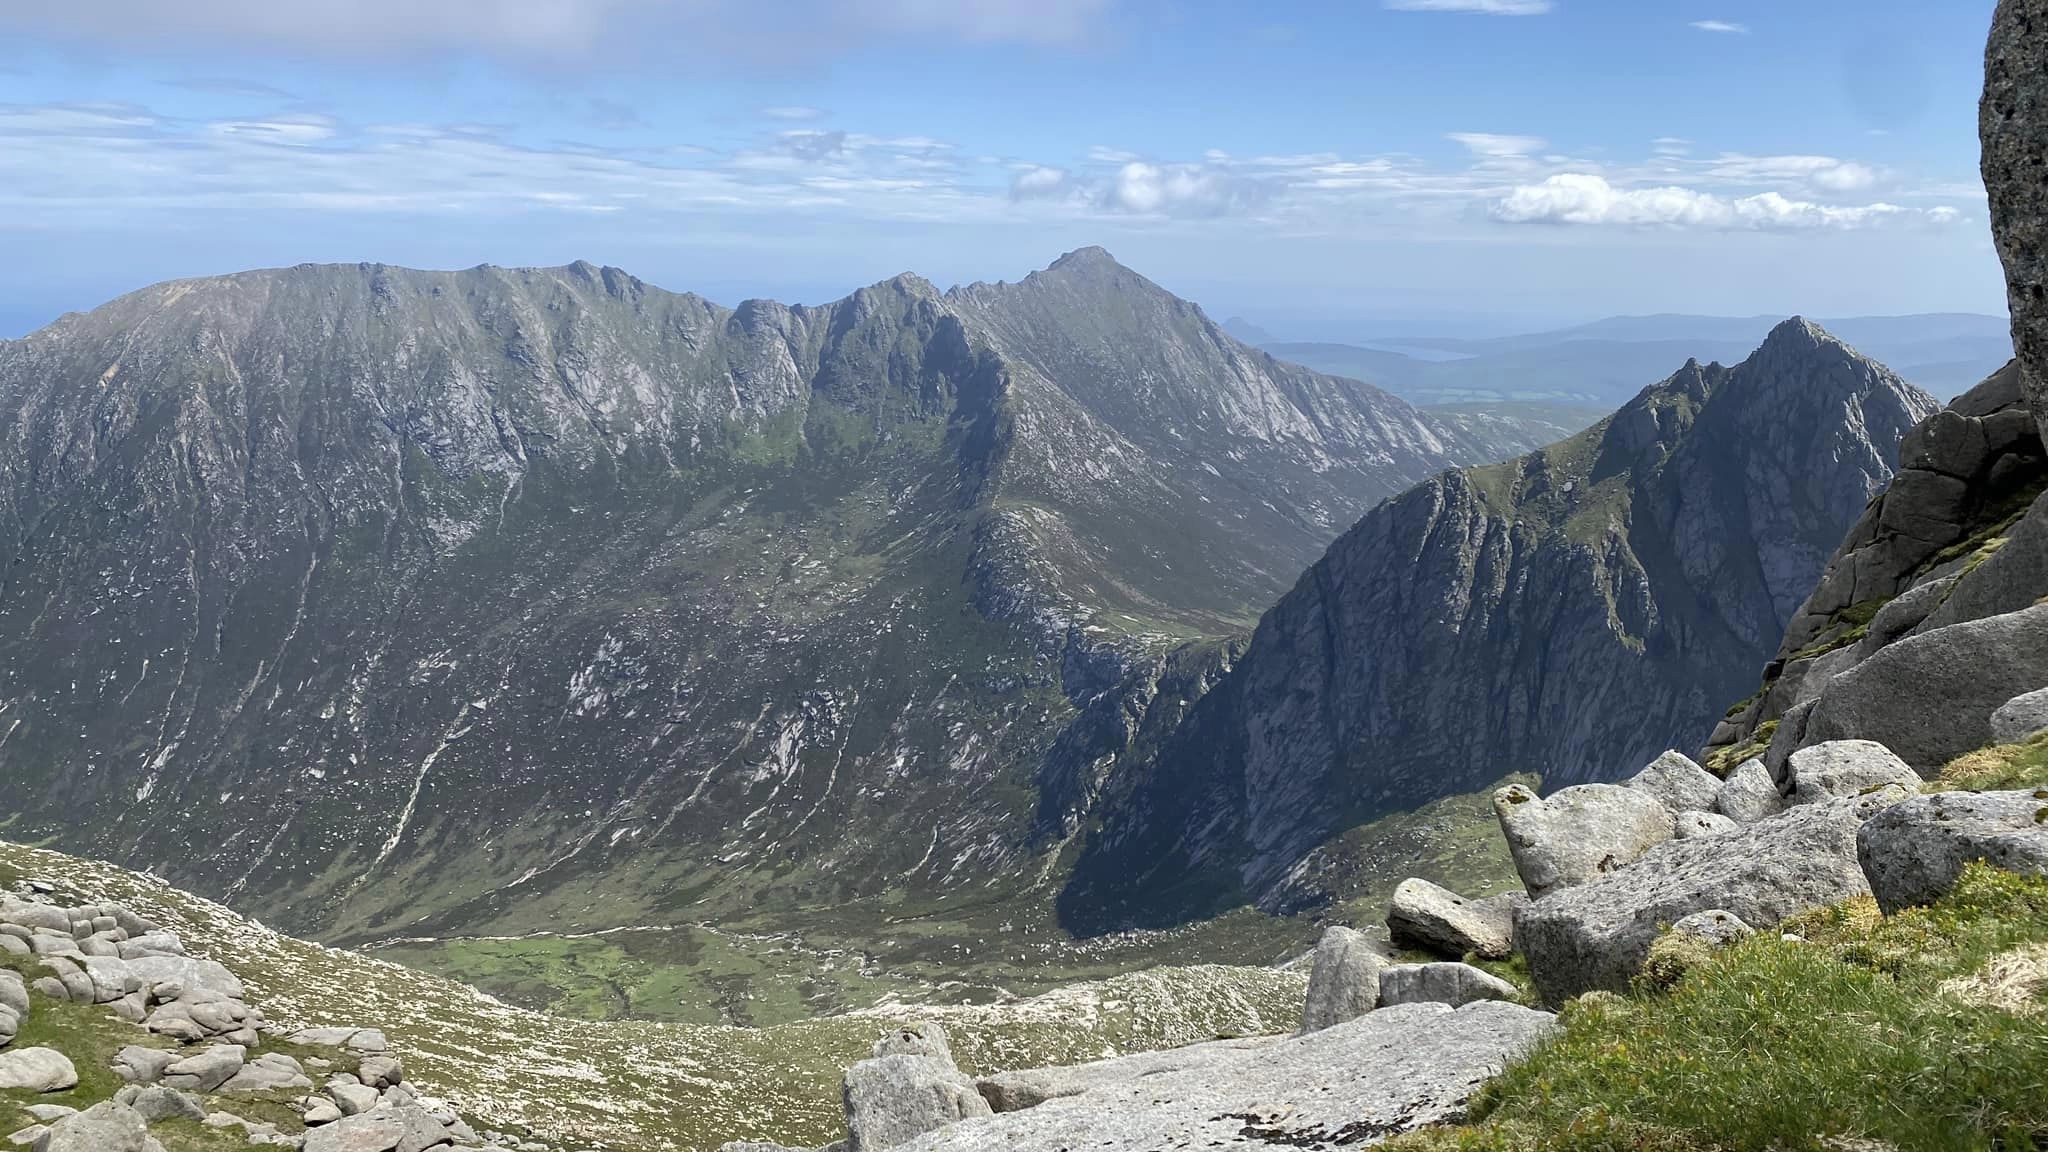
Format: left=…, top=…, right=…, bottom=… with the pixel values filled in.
left=1757, top=315, right=1848, bottom=357
left=1048, top=245, right=1122, bottom=272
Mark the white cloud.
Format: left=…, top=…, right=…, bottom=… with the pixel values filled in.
left=1384, top=0, right=1552, bottom=12
left=1652, top=137, right=1691, bottom=156
left=760, top=106, right=826, bottom=121
left=1704, top=153, right=1881, bottom=193
left=1449, top=132, right=1546, bottom=157
left=1689, top=19, right=1749, bottom=33
left=1009, top=165, right=1069, bottom=198
left=1103, top=162, right=1263, bottom=217
left=1490, top=172, right=1934, bottom=230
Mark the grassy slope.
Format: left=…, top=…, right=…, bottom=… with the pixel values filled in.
left=367, top=778, right=1526, bottom=1028
left=1391, top=745, right=2048, bottom=1152
left=0, top=841, right=1303, bottom=1152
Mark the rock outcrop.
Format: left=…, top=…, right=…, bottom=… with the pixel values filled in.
left=1858, top=791, right=2048, bottom=913
left=1515, top=786, right=1911, bottom=1002
left=1296, top=926, right=1388, bottom=1033
left=893, top=1002, right=1556, bottom=1152
left=1386, top=878, right=1520, bottom=960
left=1984, top=0, right=2048, bottom=444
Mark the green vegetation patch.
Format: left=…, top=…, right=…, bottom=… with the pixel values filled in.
left=1704, top=718, right=1776, bottom=777
left=1933, top=734, right=2048, bottom=794
left=1388, top=864, right=2048, bottom=1152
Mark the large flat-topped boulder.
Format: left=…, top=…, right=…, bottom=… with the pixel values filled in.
left=895, top=1001, right=1556, bottom=1151
left=1494, top=783, right=1674, bottom=897
left=977, top=1037, right=1279, bottom=1113
left=1859, top=790, right=2048, bottom=912
left=1516, top=789, right=1907, bottom=1002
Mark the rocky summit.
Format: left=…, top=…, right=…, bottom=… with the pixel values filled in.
left=0, top=250, right=1536, bottom=956
left=1059, top=318, right=1937, bottom=931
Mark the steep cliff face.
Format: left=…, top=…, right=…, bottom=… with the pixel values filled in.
left=1060, top=319, right=1938, bottom=932
left=0, top=251, right=1512, bottom=945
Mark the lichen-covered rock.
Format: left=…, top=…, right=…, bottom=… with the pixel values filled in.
left=30, top=1102, right=148, bottom=1152
left=1296, top=925, right=1388, bottom=1033
left=1494, top=783, right=1674, bottom=898
left=112, top=1085, right=207, bottom=1124
left=1787, top=740, right=1923, bottom=806
left=1627, top=750, right=1725, bottom=814
left=1858, top=790, right=2048, bottom=913
left=1716, top=758, right=1786, bottom=823
left=1674, top=810, right=1740, bottom=839
left=1669, top=909, right=1754, bottom=948
left=1516, top=789, right=1908, bottom=1002
left=1991, top=687, right=2048, bottom=746
left=1377, top=962, right=1519, bottom=1009
left=842, top=1053, right=992, bottom=1152
left=160, top=1044, right=245, bottom=1094
left=893, top=1002, right=1557, bottom=1152
left=0, top=1048, right=77, bottom=1093
left=1386, top=878, right=1520, bottom=960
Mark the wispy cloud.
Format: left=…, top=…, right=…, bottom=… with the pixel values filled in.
left=1449, top=132, right=1546, bottom=157
left=1384, top=0, right=1553, bottom=14
left=1689, top=19, right=1749, bottom=34
left=1492, top=173, right=1922, bottom=230
left=761, top=106, right=827, bottom=121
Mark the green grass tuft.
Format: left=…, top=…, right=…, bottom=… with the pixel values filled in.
left=1933, top=734, right=2048, bottom=794
left=1387, top=864, right=2048, bottom=1152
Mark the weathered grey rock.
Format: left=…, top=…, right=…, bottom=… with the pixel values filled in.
left=329, top=1080, right=384, bottom=1117
left=1516, top=789, right=1908, bottom=1002
left=1386, top=878, right=1520, bottom=960
left=842, top=1053, right=992, bottom=1152
left=29, top=1102, right=147, bottom=1152
left=1787, top=740, right=1923, bottom=806
left=357, top=1055, right=404, bottom=1090
left=1627, top=750, right=1724, bottom=815
left=1377, top=962, right=1519, bottom=1008
left=123, top=955, right=244, bottom=1001
left=1674, top=810, right=1740, bottom=839
left=0, top=904, right=70, bottom=935
left=1858, top=789, right=2048, bottom=913
left=301, top=1109, right=408, bottom=1152
left=1716, top=758, right=1786, bottom=823
left=1669, top=909, right=1754, bottom=948
left=112, top=1046, right=177, bottom=1085
left=1803, top=605, right=2048, bottom=771
left=160, top=1044, right=245, bottom=1093
left=6, top=1126, right=43, bottom=1149
left=1494, top=782, right=1673, bottom=897
left=112, top=1086, right=208, bottom=1124
left=976, top=1037, right=1279, bottom=1113
left=870, top=1023, right=953, bottom=1063
left=0, top=971, right=26, bottom=1017
left=0, top=936, right=25, bottom=959
left=347, top=1029, right=389, bottom=1055
left=220, top=1052, right=312, bottom=1095
left=1991, top=687, right=2048, bottom=745
left=719, top=1144, right=814, bottom=1152
left=1985, top=0, right=2048, bottom=443
left=0, top=1048, right=75, bottom=1094
left=1296, top=925, right=1388, bottom=1033
left=894, top=1002, right=1556, bottom=1151
left=26, top=978, right=66, bottom=1004
left=304, top=1099, right=343, bottom=1126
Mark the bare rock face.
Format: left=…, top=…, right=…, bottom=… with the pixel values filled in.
left=893, top=1002, right=1558, bottom=1152
left=1386, top=878, right=1521, bottom=960
left=1377, top=962, right=1520, bottom=1008
left=1065, top=322, right=1934, bottom=931
left=1858, top=790, right=2048, bottom=913
left=1515, top=788, right=1909, bottom=1002
left=1786, top=741, right=1923, bottom=806
left=842, top=1025, right=993, bottom=1152
left=1493, top=783, right=1674, bottom=898
left=1984, top=0, right=2048, bottom=442
left=1297, top=926, right=1389, bottom=1034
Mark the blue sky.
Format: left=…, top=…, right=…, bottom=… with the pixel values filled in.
left=0, top=0, right=2007, bottom=338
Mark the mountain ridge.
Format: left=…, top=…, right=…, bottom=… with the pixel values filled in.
left=1057, top=317, right=1940, bottom=933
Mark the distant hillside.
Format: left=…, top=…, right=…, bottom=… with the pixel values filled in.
left=1263, top=312, right=2011, bottom=406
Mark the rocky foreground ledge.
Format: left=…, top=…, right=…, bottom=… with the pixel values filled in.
left=724, top=711, right=2048, bottom=1151
left=0, top=887, right=569, bottom=1152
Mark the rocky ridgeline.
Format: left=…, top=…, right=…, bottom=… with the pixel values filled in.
left=0, top=886, right=565, bottom=1152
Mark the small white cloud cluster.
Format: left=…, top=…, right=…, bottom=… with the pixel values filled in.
left=1491, top=173, right=1920, bottom=230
